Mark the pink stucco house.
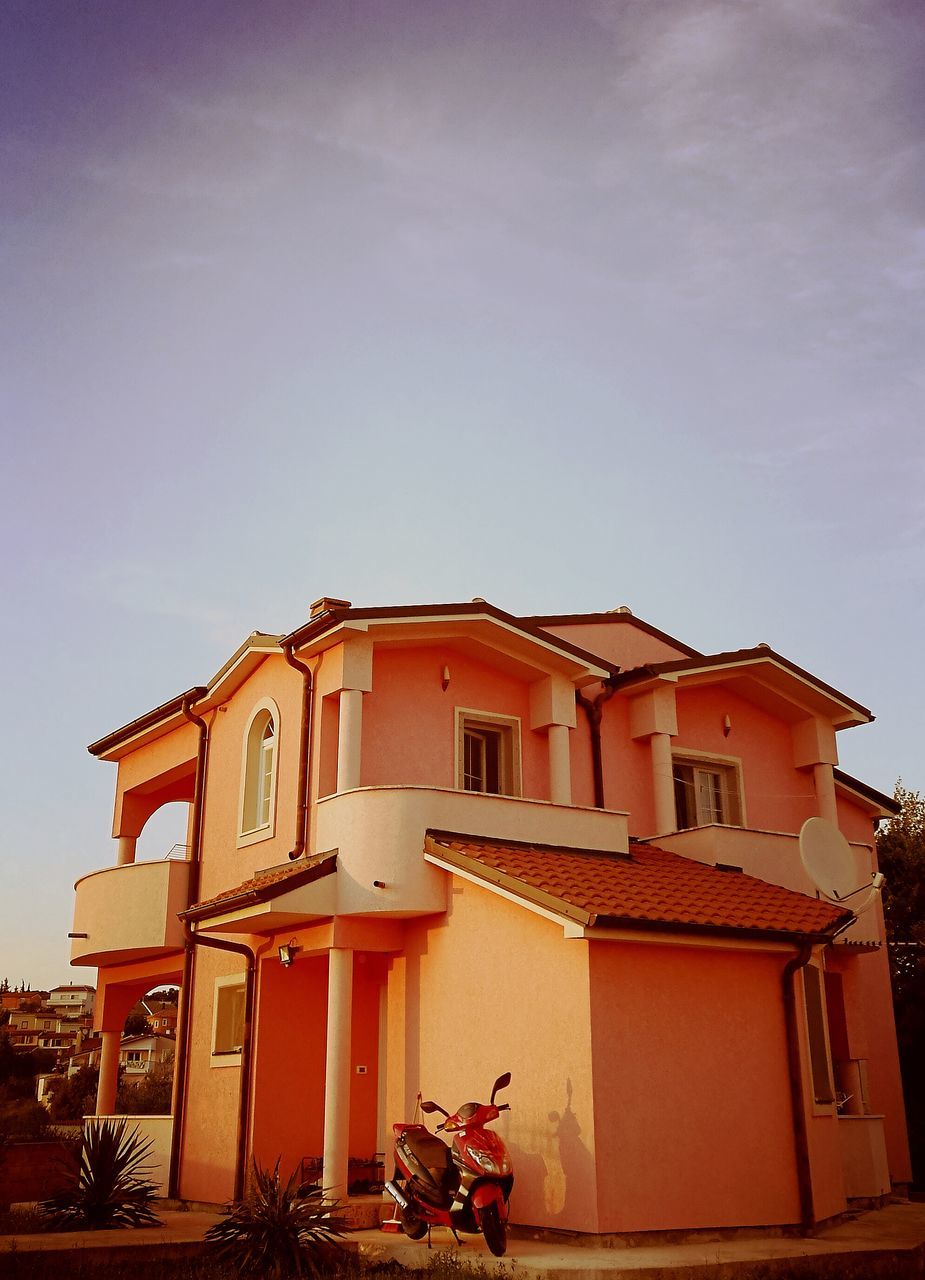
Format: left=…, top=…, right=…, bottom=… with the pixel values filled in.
left=71, top=598, right=910, bottom=1235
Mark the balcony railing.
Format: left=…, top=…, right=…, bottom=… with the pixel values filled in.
left=71, top=858, right=191, bottom=967
left=652, top=825, right=880, bottom=946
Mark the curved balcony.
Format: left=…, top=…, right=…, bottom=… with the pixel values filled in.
left=71, top=858, right=191, bottom=966
left=310, top=785, right=630, bottom=919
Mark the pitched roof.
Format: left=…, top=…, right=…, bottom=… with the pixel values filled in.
left=424, top=832, right=851, bottom=941
left=611, top=646, right=871, bottom=721
left=182, top=852, right=337, bottom=922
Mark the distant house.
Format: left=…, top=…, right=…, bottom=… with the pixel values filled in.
left=48, top=984, right=96, bottom=1017
left=119, top=1033, right=175, bottom=1081
left=72, top=596, right=911, bottom=1235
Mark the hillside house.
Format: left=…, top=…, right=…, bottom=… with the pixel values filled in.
left=70, top=598, right=910, bottom=1234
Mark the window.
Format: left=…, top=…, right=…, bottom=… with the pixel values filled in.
left=212, top=978, right=246, bottom=1060
left=803, top=964, right=835, bottom=1105
left=456, top=710, right=521, bottom=797
left=239, top=700, right=280, bottom=842
left=672, top=756, right=743, bottom=829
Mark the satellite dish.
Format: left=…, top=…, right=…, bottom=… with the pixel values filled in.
left=799, top=817, right=884, bottom=916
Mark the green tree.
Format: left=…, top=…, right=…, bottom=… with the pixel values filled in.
left=49, top=1066, right=101, bottom=1123
left=123, top=1010, right=152, bottom=1037
left=877, top=780, right=925, bottom=1188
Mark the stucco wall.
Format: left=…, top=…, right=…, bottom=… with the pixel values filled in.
left=360, top=645, right=550, bottom=801
left=589, top=939, right=801, bottom=1231
left=387, top=878, right=599, bottom=1233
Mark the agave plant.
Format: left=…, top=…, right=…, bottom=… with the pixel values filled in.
left=40, top=1117, right=161, bottom=1230
left=206, top=1159, right=346, bottom=1280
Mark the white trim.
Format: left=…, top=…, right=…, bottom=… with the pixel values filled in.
left=562, top=922, right=795, bottom=953
left=237, top=697, right=281, bottom=845
left=454, top=707, right=523, bottom=798
left=423, top=852, right=571, bottom=928
left=671, top=747, right=747, bottom=828
left=210, top=973, right=246, bottom=1067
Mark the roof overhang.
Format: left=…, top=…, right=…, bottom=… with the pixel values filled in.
left=88, top=633, right=282, bottom=761
left=833, top=769, right=899, bottom=819
left=282, top=602, right=614, bottom=685
left=614, top=648, right=871, bottom=729
left=182, top=853, right=338, bottom=934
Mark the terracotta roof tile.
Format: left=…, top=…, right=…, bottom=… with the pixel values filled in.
left=425, top=833, right=850, bottom=939
left=185, top=853, right=335, bottom=919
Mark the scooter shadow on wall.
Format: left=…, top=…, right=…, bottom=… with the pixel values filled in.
left=505, top=1077, right=596, bottom=1230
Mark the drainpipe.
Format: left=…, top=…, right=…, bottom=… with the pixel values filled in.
left=576, top=681, right=617, bottom=809
left=167, top=697, right=208, bottom=1200
left=186, top=929, right=257, bottom=1203
left=782, top=943, right=815, bottom=1233
left=282, top=643, right=314, bottom=861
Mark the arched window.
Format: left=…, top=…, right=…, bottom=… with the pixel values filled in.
left=240, top=702, right=279, bottom=837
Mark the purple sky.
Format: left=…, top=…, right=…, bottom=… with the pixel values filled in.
left=2, top=0, right=923, bottom=990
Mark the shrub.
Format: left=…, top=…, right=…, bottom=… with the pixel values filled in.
left=40, top=1117, right=161, bottom=1230
left=205, top=1159, right=346, bottom=1280
left=0, top=1098, right=49, bottom=1140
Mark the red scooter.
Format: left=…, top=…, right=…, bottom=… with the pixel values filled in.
left=385, top=1072, right=514, bottom=1256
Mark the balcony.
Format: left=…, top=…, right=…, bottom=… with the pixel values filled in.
left=652, top=825, right=880, bottom=946
left=310, top=785, right=630, bottom=919
left=71, top=858, right=191, bottom=966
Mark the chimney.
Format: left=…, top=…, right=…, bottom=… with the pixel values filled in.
left=310, top=597, right=352, bottom=618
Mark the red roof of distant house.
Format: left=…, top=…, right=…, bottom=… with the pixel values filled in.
left=424, top=832, right=851, bottom=940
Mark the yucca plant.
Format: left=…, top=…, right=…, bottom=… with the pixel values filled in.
left=40, top=1117, right=161, bottom=1230
left=205, top=1159, right=346, bottom=1280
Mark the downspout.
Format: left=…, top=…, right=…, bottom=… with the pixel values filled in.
left=576, top=681, right=617, bottom=809
left=168, top=696, right=209, bottom=1200
left=185, top=928, right=257, bottom=1203
left=782, top=942, right=815, bottom=1233
left=282, top=643, right=314, bottom=861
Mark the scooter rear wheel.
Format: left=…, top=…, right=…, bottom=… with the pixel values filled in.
left=400, top=1207, right=427, bottom=1240
left=480, top=1202, right=506, bottom=1257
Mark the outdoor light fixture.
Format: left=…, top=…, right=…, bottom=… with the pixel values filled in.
left=278, top=940, right=300, bottom=967
left=441, top=665, right=450, bottom=692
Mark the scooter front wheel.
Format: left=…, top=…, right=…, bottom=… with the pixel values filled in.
left=480, top=1202, right=506, bottom=1257
left=400, top=1207, right=428, bottom=1240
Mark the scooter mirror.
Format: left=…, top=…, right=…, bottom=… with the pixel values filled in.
left=420, top=1101, right=439, bottom=1114
left=490, top=1072, right=512, bottom=1103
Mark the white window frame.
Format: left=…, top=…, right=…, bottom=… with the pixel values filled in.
left=803, top=962, right=837, bottom=1111
left=210, top=974, right=246, bottom=1067
left=237, top=698, right=281, bottom=848
left=454, top=708, right=522, bottom=798
left=671, top=749, right=746, bottom=829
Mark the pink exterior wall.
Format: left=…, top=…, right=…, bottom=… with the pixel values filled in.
left=196, top=655, right=305, bottom=905
left=361, top=645, right=549, bottom=801
left=181, top=941, right=253, bottom=1203
left=672, top=686, right=816, bottom=834
left=387, top=879, right=600, bottom=1234
left=589, top=940, right=800, bottom=1230
left=599, top=697, right=658, bottom=835
left=540, top=620, right=690, bottom=670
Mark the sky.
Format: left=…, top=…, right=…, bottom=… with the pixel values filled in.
left=1, top=0, right=923, bottom=992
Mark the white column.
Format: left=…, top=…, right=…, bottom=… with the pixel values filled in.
left=96, top=1030, right=120, bottom=1115
left=548, top=723, right=572, bottom=806
left=116, top=836, right=137, bottom=867
left=337, top=689, right=363, bottom=792
left=322, top=948, right=353, bottom=1198
left=814, top=762, right=839, bottom=826
left=651, top=732, right=675, bottom=834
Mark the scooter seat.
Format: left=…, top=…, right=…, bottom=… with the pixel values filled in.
left=398, top=1128, right=454, bottom=1204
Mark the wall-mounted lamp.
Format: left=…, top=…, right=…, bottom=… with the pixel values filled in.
left=278, top=940, right=300, bottom=967
left=723, top=715, right=732, bottom=738
left=441, top=665, right=450, bottom=692
left=373, top=880, right=386, bottom=889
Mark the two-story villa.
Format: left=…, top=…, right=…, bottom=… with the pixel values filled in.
left=71, top=598, right=910, bottom=1235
